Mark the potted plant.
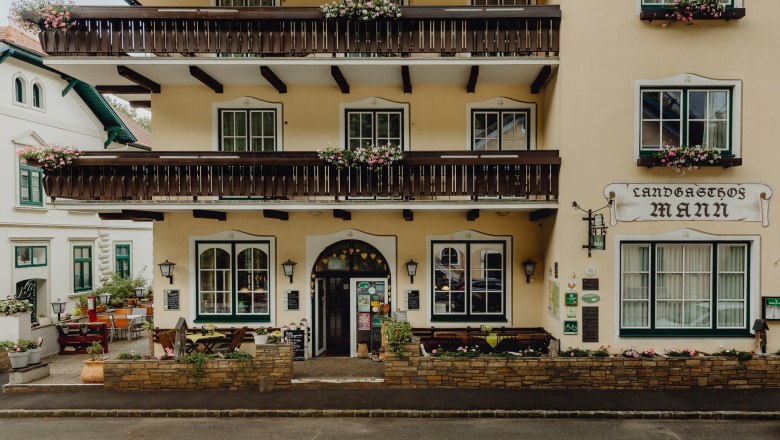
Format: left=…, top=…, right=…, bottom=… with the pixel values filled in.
left=81, top=342, right=105, bottom=383
left=79, top=322, right=89, bottom=335
left=0, top=297, right=33, bottom=342
left=20, top=339, right=42, bottom=364
left=3, top=340, right=30, bottom=369
left=253, top=327, right=271, bottom=345
left=76, top=293, right=89, bottom=316
left=383, top=318, right=412, bottom=358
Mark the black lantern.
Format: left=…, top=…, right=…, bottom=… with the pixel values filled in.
left=158, top=260, right=176, bottom=284
left=97, top=293, right=112, bottom=307
left=282, top=259, right=297, bottom=283
left=134, top=287, right=146, bottom=300
left=406, top=259, right=418, bottom=284
left=51, top=298, right=67, bottom=322
left=522, top=259, right=537, bottom=283
left=573, top=200, right=612, bottom=257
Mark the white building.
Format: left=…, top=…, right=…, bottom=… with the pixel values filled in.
left=0, top=27, right=152, bottom=323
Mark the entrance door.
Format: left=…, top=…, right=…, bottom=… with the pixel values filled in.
left=313, top=278, right=327, bottom=356
left=324, top=277, right=351, bottom=356
left=349, top=278, right=387, bottom=358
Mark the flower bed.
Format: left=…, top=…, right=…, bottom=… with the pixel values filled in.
left=385, top=343, right=780, bottom=389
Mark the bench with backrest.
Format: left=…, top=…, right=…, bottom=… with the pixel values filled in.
left=56, top=322, right=109, bottom=355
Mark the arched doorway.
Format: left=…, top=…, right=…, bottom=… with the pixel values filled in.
left=310, top=240, right=390, bottom=357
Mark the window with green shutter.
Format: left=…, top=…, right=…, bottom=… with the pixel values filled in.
left=115, top=244, right=131, bottom=278
left=19, top=165, right=43, bottom=206
left=73, top=245, right=93, bottom=292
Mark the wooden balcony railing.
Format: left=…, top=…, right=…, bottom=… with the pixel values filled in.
left=41, top=150, right=560, bottom=203
left=34, top=6, right=560, bottom=57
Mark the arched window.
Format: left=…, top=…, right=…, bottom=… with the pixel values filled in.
left=14, top=77, right=26, bottom=104
left=198, top=247, right=232, bottom=315
left=32, top=83, right=43, bottom=109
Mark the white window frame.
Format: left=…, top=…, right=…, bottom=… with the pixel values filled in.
left=636, top=0, right=740, bottom=13
left=31, top=80, right=45, bottom=111
left=467, top=97, right=537, bottom=150
left=634, top=74, right=741, bottom=159
left=339, top=97, right=410, bottom=151
left=212, top=97, right=283, bottom=151
left=613, top=229, right=758, bottom=340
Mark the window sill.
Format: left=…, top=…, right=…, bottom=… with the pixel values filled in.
left=431, top=316, right=508, bottom=324
left=15, top=205, right=46, bottom=212
left=640, top=8, right=746, bottom=22
left=637, top=157, right=742, bottom=169
left=620, top=330, right=752, bottom=338
left=194, top=316, right=271, bottom=323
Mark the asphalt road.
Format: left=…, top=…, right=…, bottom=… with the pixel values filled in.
left=2, top=417, right=779, bottom=440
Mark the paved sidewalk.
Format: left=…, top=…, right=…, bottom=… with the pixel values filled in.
left=1, top=388, right=779, bottom=414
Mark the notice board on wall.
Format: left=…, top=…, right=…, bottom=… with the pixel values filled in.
left=582, top=306, right=599, bottom=343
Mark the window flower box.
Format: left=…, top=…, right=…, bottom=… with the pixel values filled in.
left=637, top=156, right=742, bottom=169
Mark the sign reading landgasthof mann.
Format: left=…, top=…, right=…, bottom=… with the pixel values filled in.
left=603, top=184, right=773, bottom=227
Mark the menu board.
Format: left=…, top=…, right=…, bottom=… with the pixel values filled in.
left=286, top=290, right=300, bottom=311
left=284, top=329, right=305, bottom=361
left=164, top=289, right=180, bottom=311
left=406, top=290, right=420, bottom=310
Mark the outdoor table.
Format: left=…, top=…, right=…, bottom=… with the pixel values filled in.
left=186, top=332, right=226, bottom=354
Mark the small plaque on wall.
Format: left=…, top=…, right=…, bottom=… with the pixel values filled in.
left=563, top=320, right=578, bottom=335
left=582, top=278, right=599, bottom=291
left=582, top=306, right=599, bottom=343
left=285, top=290, right=300, bottom=311
left=406, top=290, right=420, bottom=310
left=164, top=289, right=180, bottom=311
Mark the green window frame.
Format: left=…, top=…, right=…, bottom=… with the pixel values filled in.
left=14, top=77, right=25, bottom=104
left=32, top=83, right=42, bottom=109
left=218, top=109, right=278, bottom=152
left=15, top=246, right=47, bottom=268
left=640, top=0, right=734, bottom=8
left=619, top=241, right=751, bottom=337
left=73, top=245, right=93, bottom=292
left=431, top=240, right=507, bottom=323
left=195, top=240, right=273, bottom=323
left=640, top=87, right=733, bottom=157
left=115, top=244, right=131, bottom=278
left=19, top=165, right=43, bottom=206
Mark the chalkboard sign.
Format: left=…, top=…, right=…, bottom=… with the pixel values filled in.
left=582, top=278, right=599, bottom=291
left=407, top=290, right=420, bottom=310
left=164, top=289, right=180, bottom=311
left=286, top=290, right=300, bottom=311
left=284, top=329, right=305, bottom=361
left=582, top=306, right=599, bottom=343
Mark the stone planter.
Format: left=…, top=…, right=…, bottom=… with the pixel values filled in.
left=253, top=333, right=269, bottom=345
left=0, top=313, right=32, bottom=342
left=7, top=351, right=30, bottom=369
left=81, top=360, right=104, bottom=383
left=27, top=347, right=42, bottom=364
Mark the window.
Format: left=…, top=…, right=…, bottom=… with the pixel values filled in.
left=15, top=246, right=47, bottom=268
left=620, top=241, right=749, bottom=336
left=19, top=165, right=43, bottom=206
left=14, top=77, right=26, bottom=105
left=196, top=241, right=272, bottom=322
left=219, top=109, right=277, bottom=152
left=115, top=244, right=131, bottom=278
left=640, top=88, right=731, bottom=154
left=472, top=0, right=535, bottom=5
left=641, top=0, right=734, bottom=7
left=472, top=110, right=530, bottom=151
left=32, top=82, right=43, bottom=109
left=431, top=241, right=506, bottom=321
left=346, top=110, right=404, bottom=150
left=217, top=0, right=277, bottom=5
left=73, top=245, right=93, bottom=292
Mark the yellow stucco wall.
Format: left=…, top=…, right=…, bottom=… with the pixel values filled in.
left=153, top=211, right=553, bottom=330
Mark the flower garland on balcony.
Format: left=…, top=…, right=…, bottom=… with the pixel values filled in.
left=318, top=144, right=404, bottom=171
left=662, top=0, right=726, bottom=27
left=17, top=144, right=81, bottom=170
left=10, top=0, right=75, bottom=33
left=320, top=0, right=403, bottom=21
left=653, top=143, right=721, bottom=174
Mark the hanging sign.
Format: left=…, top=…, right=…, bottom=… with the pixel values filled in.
left=603, top=183, right=772, bottom=227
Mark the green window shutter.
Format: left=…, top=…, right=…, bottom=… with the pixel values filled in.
left=115, top=244, right=131, bottom=278
left=19, top=165, right=43, bottom=206
left=73, top=245, right=93, bottom=292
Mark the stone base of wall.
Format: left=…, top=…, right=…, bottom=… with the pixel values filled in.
left=104, top=359, right=256, bottom=391
left=385, top=343, right=780, bottom=390
left=0, top=350, right=9, bottom=372
left=255, top=344, right=293, bottom=392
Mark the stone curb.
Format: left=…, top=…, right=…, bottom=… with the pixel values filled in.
left=0, top=409, right=778, bottom=420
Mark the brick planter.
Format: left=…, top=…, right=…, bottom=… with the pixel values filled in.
left=102, top=343, right=294, bottom=392
left=385, top=343, right=780, bottom=390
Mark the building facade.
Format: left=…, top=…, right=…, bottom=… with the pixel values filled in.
left=0, top=27, right=153, bottom=322
left=31, top=0, right=779, bottom=356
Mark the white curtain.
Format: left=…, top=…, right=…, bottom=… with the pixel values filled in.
left=656, top=245, right=711, bottom=328
left=718, top=244, right=746, bottom=328
left=621, top=244, right=649, bottom=328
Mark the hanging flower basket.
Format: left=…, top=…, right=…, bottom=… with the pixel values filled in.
left=661, top=0, right=726, bottom=27
left=318, top=144, right=404, bottom=171
left=320, top=0, right=402, bottom=21
left=17, top=144, right=81, bottom=170
left=652, top=143, right=722, bottom=174
left=10, top=0, right=75, bottom=33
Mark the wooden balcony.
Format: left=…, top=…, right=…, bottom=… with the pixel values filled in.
left=34, top=6, right=560, bottom=57
left=41, top=150, right=560, bottom=203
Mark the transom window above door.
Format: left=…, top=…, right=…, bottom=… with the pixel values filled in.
left=346, top=110, right=404, bottom=150
left=219, top=109, right=277, bottom=152
left=472, top=110, right=530, bottom=151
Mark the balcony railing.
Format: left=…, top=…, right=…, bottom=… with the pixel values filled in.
left=41, top=150, right=560, bottom=203
left=34, top=6, right=560, bottom=57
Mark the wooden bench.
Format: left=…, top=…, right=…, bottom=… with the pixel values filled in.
left=56, top=322, right=109, bottom=355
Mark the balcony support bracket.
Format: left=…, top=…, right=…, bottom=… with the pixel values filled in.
left=189, top=66, right=223, bottom=94
left=403, top=209, right=413, bottom=221
left=529, top=209, right=554, bottom=222
left=260, top=66, right=287, bottom=94
left=330, top=66, right=350, bottom=94
left=117, top=66, right=161, bottom=93
left=467, top=209, right=480, bottom=221
left=193, top=209, right=227, bottom=221
left=263, top=210, right=289, bottom=221
left=531, top=65, right=552, bottom=95
left=466, top=66, right=479, bottom=94
left=333, top=209, right=352, bottom=221
left=402, top=66, right=412, bottom=94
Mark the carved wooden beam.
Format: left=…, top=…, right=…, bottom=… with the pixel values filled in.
left=117, top=65, right=161, bottom=93
left=260, top=66, right=287, bottom=94
left=330, top=66, right=350, bottom=94
left=189, top=66, right=223, bottom=93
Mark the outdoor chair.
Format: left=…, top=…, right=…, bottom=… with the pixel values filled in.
left=110, top=314, right=130, bottom=340
left=115, top=308, right=132, bottom=315
left=95, top=315, right=114, bottom=341
left=213, top=327, right=247, bottom=354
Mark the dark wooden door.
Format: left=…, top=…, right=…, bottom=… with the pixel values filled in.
left=325, top=277, right=351, bottom=356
